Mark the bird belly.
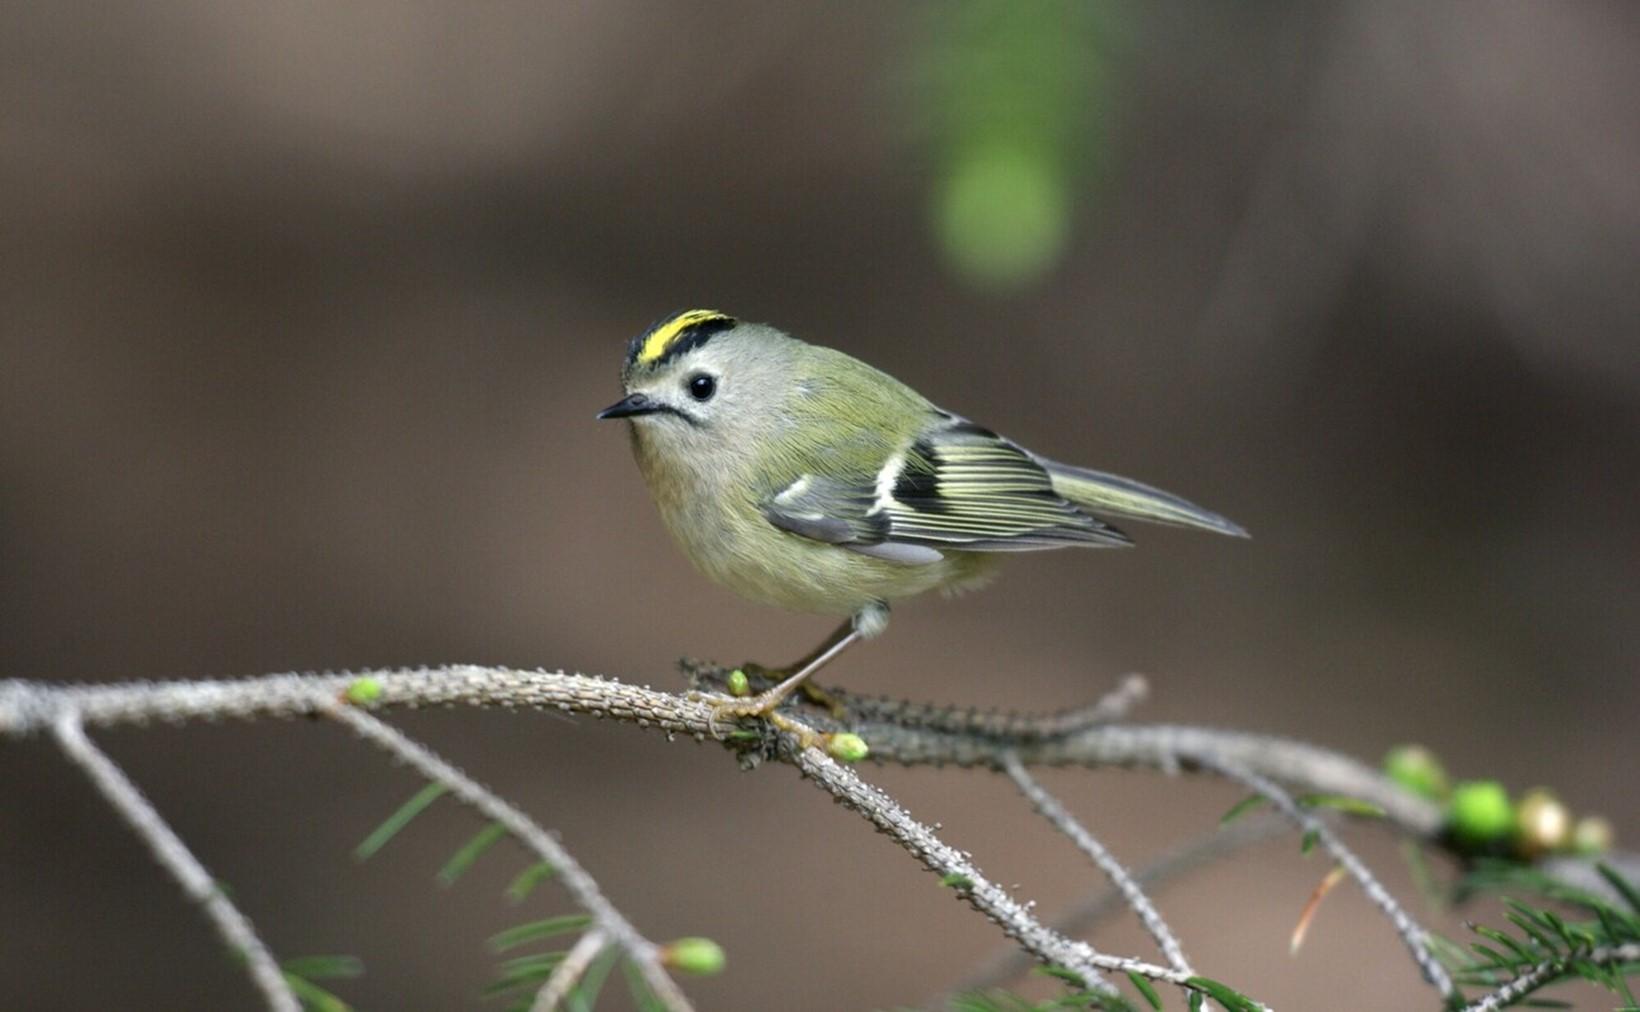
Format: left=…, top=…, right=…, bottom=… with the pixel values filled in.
left=727, top=533, right=992, bottom=615
left=659, top=490, right=993, bottom=617
left=632, top=430, right=997, bottom=616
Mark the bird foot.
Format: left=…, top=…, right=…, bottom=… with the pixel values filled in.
left=707, top=691, right=824, bottom=750
left=734, top=663, right=847, bottom=719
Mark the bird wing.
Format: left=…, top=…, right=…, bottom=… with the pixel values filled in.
left=1036, top=457, right=1248, bottom=538
left=762, top=418, right=1130, bottom=561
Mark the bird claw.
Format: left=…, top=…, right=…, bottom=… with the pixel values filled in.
left=706, top=690, right=779, bottom=741
left=698, top=664, right=783, bottom=739
left=731, top=663, right=846, bottom=719
left=707, top=692, right=824, bottom=750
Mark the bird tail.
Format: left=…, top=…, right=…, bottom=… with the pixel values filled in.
left=1041, top=458, right=1248, bottom=538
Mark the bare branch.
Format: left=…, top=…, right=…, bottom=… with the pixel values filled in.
left=0, top=667, right=719, bottom=737
left=786, top=739, right=1117, bottom=992
left=51, top=711, right=300, bottom=1012
left=1540, top=851, right=1640, bottom=909
left=948, top=811, right=1292, bottom=999
left=1001, top=752, right=1193, bottom=977
left=817, top=672, right=1151, bottom=740
left=1064, top=673, right=1152, bottom=726
left=1201, top=758, right=1457, bottom=1001
left=778, top=733, right=1248, bottom=1000
left=856, top=717, right=1445, bottom=839
left=319, top=700, right=693, bottom=1012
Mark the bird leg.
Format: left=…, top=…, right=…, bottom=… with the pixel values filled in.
left=711, top=619, right=860, bottom=736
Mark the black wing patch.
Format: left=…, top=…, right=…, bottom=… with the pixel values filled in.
left=880, top=422, right=1129, bottom=550
left=761, top=419, right=1129, bottom=563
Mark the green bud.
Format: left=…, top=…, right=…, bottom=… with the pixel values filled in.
left=344, top=678, right=383, bottom=706
left=725, top=669, right=751, bottom=697
left=1447, top=780, right=1513, bottom=848
left=1571, top=815, right=1614, bottom=856
left=661, top=937, right=725, bottom=976
left=826, top=732, right=869, bottom=764
left=1383, top=744, right=1449, bottom=800
left=1514, top=787, right=1572, bottom=857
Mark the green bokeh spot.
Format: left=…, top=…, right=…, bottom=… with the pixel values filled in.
left=1383, top=743, right=1450, bottom=800
left=1448, top=780, right=1514, bottom=847
left=935, top=144, right=1071, bottom=291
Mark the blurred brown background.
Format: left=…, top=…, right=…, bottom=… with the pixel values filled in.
left=2, top=3, right=1637, bottom=1009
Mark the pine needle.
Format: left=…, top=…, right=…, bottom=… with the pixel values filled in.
left=437, top=821, right=507, bottom=886
left=505, top=861, right=557, bottom=904
left=354, top=783, right=446, bottom=861
left=1291, top=864, right=1348, bottom=954
left=489, top=913, right=594, bottom=952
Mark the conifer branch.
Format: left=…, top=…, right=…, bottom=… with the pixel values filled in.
left=785, top=737, right=1159, bottom=996
left=947, top=811, right=1292, bottom=1000
left=318, top=700, right=693, bottom=1012
left=530, top=929, right=608, bottom=1012
left=51, top=711, right=301, bottom=1012
left=1200, top=758, right=1457, bottom=1001
left=6, top=667, right=1631, bottom=1009
left=3, top=667, right=1624, bottom=876
left=775, top=717, right=1272, bottom=1007
left=1001, top=751, right=1194, bottom=977
left=855, top=718, right=1444, bottom=838
left=1540, top=852, right=1640, bottom=909
left=0, top=670, right=1435, bottom=835
left=1459, top=941, right=1640, bottom=1012
left=820, top=672, right=1151, bottom=740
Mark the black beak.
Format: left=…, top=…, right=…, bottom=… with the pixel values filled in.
left=596, top=393, right=659, bottom=420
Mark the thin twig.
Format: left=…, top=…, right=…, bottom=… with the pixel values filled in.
left=531, top=929, right=608, bottom=1012
left=864, top=720, right=1445, bottom=838
left=946, top=811, right=1292, bottom=1001
left=1075, top=673, right=1151, bottom=725
left=1458, top=941, right=1640, bottom=1012
left=1200, top=757, right=1457, bottom=1001
left=51, top=711, right=300, bottom=1012
left=1540, top=852, right=1640, bottom=909
left=804, top=672, right=1151, bottom=740
left=318, top=700, right=692, bottom=1012
left=1001, top=751, right=1194, bottom=977
left=784, top=737, right=1209, bottom=998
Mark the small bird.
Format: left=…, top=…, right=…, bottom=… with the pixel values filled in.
left=599, top=310, right=1245, bottom=725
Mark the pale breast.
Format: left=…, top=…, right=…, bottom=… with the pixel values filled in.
left=633, top=432, right=993, bottom=617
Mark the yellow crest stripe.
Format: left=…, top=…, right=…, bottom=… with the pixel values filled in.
left=637, top=310, right=731, bottom=365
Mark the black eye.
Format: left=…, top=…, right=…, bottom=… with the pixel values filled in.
left=687, top=373, right=716, bottom=401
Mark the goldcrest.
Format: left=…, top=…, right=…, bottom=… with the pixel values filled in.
left=599, top=310, right=1244, bottom=719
